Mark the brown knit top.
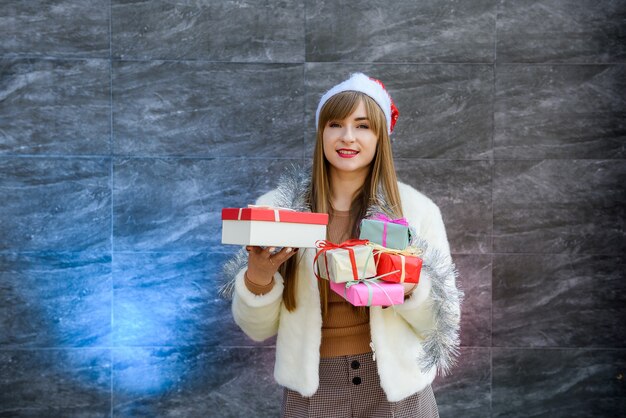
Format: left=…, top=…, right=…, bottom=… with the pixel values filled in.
left=319, top=208, right=372, bottom=358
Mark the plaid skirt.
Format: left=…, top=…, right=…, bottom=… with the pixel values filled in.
left=280, top=352, right=439, bottom=418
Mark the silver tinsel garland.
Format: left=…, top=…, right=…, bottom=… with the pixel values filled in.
left=218, top=164, right=463, bottom=376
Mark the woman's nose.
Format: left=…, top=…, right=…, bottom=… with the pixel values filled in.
left=341, top=127, right=356, bottom=142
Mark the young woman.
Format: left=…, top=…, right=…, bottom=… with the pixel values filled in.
left=224, top=73, right=461, bottom=417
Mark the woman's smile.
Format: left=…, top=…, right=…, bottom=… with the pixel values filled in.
left=337, top=148, right=359, bottom=158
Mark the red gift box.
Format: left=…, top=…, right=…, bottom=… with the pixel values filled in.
left=374, top=251, right=422, bottom=284
left=221, top=205, right=328, bottom=248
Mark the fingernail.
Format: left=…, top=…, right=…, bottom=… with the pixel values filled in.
left=269, top=247, right=275, bottom=253
left=285, top=247, right=292, bottom=253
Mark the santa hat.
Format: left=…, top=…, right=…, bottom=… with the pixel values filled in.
left=315, top=72, right=399, bottom=135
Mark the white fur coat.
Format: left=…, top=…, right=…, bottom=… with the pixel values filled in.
left=230, top=181, right=461, bottom=402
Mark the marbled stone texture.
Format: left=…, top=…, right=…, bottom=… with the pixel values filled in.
left=0, top=0, right=110, bottom=58
left=0, top=59, right=111, bottom=155
left=493, top=160, right=626, bottom=255
left=493, top=254, right=626, bottom=348
left=1, top=0, right=624, bottom=416
left=112, top=0, right=305, bottom=62
left=113, top=158, right=301, bottom=251
left=492, top=348, right=626, bottom=417
left=0, top=158, right=111, bottom=252
left=0, top=253, right=111, bottom=348
left=306, top=0, right=496, bottom=62
left=395, top=159, right=492, bottom=254
left=433, top=347, right=491, bottom=418
left=497, top=0, right=626, bottom=63
left=304, top=63, right=494, bottom=160
left=113, top=347, right=281, bottom=417
left=113, top=251, right=273, bottom=348
left=455, top=254, right=492, bottom=347
left=0, top=349, right=111, bottom=417
left=112, top=62, right=305, bottom=158
left=495, top=64, right=626, bottom=159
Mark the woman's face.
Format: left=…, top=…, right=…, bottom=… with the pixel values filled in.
left=322, top=100, right=378, bottom=178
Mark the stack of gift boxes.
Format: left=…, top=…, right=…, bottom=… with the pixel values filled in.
left=315, top=214, right=423, bottom=307
left=221, top=205, right=422, bottom=308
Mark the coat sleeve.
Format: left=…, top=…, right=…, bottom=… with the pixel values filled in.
left=231, top=269, right=284, bottom=342
left=394, top=191, right=461, bottom=372
left=230, top=189, right=285, bottom=342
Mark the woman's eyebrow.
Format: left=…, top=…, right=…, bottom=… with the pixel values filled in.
left=353, top=116, right=369, bottom=121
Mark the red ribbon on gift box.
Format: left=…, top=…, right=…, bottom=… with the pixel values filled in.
left=313, top=239, right=370, bottom=282
left=370, top=213, right=409, bottom=247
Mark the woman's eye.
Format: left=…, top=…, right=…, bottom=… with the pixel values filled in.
left=357, top=124, right=370, bottom=129
left=329, top=122, right=340, bottom=128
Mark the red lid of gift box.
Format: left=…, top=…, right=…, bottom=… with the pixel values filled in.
left=222, top=207, right=329, bottom=225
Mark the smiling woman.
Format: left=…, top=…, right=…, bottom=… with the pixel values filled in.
left=226, top=72, right=461, bottom=418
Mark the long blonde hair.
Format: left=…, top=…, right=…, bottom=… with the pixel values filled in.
left=280, top=91, right=404, bottom=315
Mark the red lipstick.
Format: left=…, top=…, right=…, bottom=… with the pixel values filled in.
left=337, top=149, right=359, bottom=159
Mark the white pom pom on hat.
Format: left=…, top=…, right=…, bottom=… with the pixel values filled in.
left=315, top=72, right=400, bottom=135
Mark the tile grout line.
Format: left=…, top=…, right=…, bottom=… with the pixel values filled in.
left=1, top=345, right=621, bottom=351
left=109, top=1, right=114, bottom=416
left=0, top=250, right=622, bottom=257
left=2, top=154, right=624, bottom=162
left=491, top=3, right=498, bottom=415
left=2, top=54, right=624, bottom=66
left=302, top=61, right=306, bottom=160
left=303, top=0, right=308, bottom=161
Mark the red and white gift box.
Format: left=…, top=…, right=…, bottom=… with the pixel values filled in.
left=221, top=205, right=328, bottom=248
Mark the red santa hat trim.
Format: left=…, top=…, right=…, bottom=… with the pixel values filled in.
left=315, top=72, right=399, bottom=135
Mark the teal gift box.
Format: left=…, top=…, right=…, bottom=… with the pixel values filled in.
left=359, top=216, right=410, bottom=250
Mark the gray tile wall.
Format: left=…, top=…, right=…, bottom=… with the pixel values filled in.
left=1, top=1, right=624, bottom=417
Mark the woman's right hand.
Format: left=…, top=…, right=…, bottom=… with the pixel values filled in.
left=245, top=246, right=299, bottom=286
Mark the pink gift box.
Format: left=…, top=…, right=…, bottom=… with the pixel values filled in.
left=329, top=279, right=404, bottom=307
